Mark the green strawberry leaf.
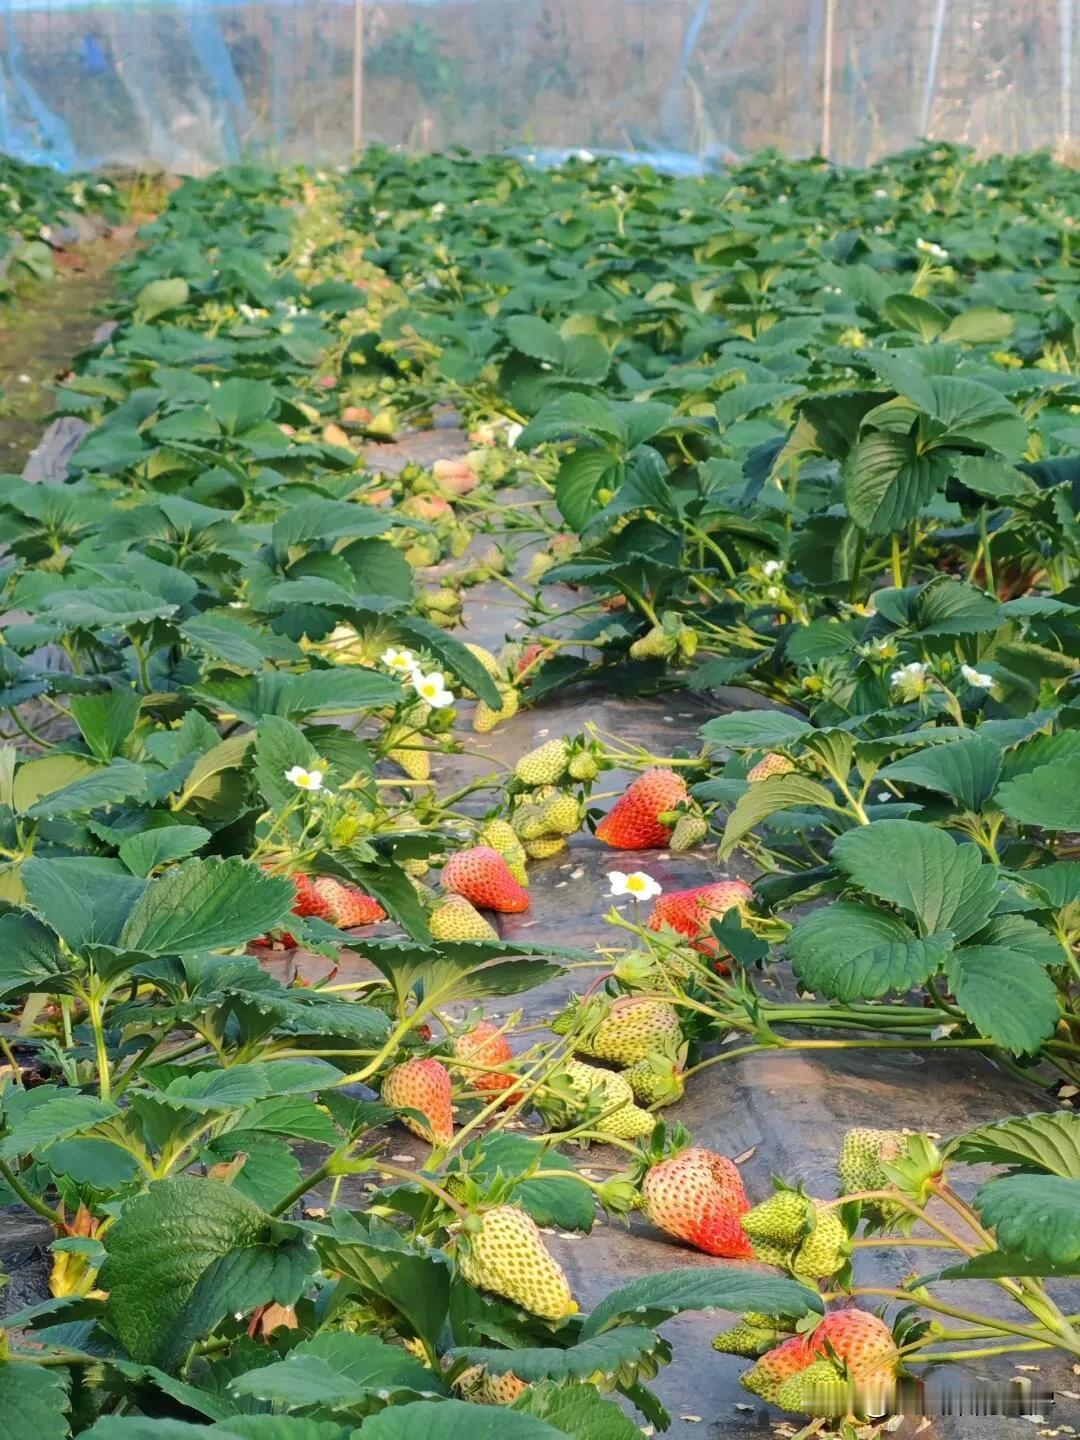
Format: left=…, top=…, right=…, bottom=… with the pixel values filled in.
left=831, top=820, right=998, bottom=939
left=973, top=1175, right=1080, bottom=1264
left=581, top=1268, right=821, bottom=1338
left=227, top=1330, right=447, bottom=1408
left=0, top=1364, right=71, bottom=1440
left=951, top=1112, right=1080, bottom=1177
left=787, top=902, right=950, bottom=1001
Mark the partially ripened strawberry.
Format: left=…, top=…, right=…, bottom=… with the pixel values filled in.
left=442, top=846, right=530, bottom=913
left=740, top=1334, right=815, bottom=1403
left=381, top=1057, right=454, bottom=1145
left=647, top=879, right=752, bottom=951
left=289, top=872, right=333, bottom=920
left=451, top=1021, right=516, bottom=1095
left=311, top=877, right=386, bottom=927
left=747, top=752, right=796, bottom=783
left=458, top=1205, right=577, bottom=1319
left=642, top=1147, right=753, bottom=1258
left=595, top=768, right=688, bottom=849
left=741, top=1309, right=898, bottom=1403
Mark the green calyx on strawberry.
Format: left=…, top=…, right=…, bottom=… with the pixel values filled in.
left=623, top=1051, right=685, bottom=1108
left=537, top=1059, right=656, bottom=1140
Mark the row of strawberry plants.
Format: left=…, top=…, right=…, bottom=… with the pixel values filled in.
left=0, top=156, right=120, bottom=302
left=0, top=146, right=1077, bottom=1438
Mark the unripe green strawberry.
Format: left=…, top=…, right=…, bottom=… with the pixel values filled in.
left=742, top=1191, right=814, bottom=1250
left=547, top=1059, right=654, bottom=1138
left=478, top=817, right=528, bottom=885
left=388, top=746, right=430, bottom=781
left=463, top=642, right=501, bottom=678
left=745, top=1311, right=797, bottom=1332
left=458, top=1205, right=577, bottom=1319
left=670, top=812, right=709, bottom=851
left=712, top=1321, right=788, bottom=1358
left=838, top=1127, right=905, bottom=1194
left=630, top=625, right=677, bottom=661
left=511, top=798, right=549, bottom=840
left=623, top=1054, right=685, bottom=1107
left=524, top=835, right=566, bottom=859
left=568, top=750, right=599, bottom=782
left=454, top=1364, right=527, bottom=1406
left=602, top=1099, right=657, bottom=1138
left=792, top=1204, right=849, bottom=1281
left=750, top=1237, right=796, bottom=1268
left=430, top=895, right=499, bottom=942
left=536, top=791, right=580, bottom=837
left=514, top=738, right=569, bottom=786
left=525, top=551, right=554, bottom=584
left=402, top=856, right=430, bottom=878
left=474, top=682, right=519, bottom=734
left=747, top=752, right=796, bottom=783
left=589, top=996, right=682, bottom=1066
left=775, top=1358, right=850, bottom=1416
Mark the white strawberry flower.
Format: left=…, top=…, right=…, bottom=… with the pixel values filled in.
left=410, top=669, right=455, bottom=709
left=381, top=647, right=416, bottom=673
left=762, top=559, right=784, bottom=578
left=890, top=661, right=931, bottom=700
left=285, top=766, right=324, bottom=792
left=960, top=664, right=994, bottom=690
left=608, top=870, right=662, bottom=901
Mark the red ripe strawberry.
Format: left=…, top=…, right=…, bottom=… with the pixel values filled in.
left=290, top=872, right=333, bottom=920
left=642, top=1147, right=753, bottom=1258
left=382, top=1057, right=454, bottom=1145
left=648, top=879, right=753, bottom=953
left=595, top=768, right=688, bottom=850
left=452, top=1021, right=516, bottom=1095
left=442, top=846, right=530, bottom=914
left=311, top=877, right=386, bottom=927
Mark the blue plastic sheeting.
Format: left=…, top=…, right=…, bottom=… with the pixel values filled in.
left=1, top=0, right=1076, bottom=173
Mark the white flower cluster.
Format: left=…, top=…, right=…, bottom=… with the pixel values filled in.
left=890, top=660, right=931, bottom=700
left=916, top=238, right=949, bottom=261
left=381, top=648, right=455, bottom=709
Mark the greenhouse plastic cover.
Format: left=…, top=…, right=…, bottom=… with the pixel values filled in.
left=0, top=0, right=1076, bottom=174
